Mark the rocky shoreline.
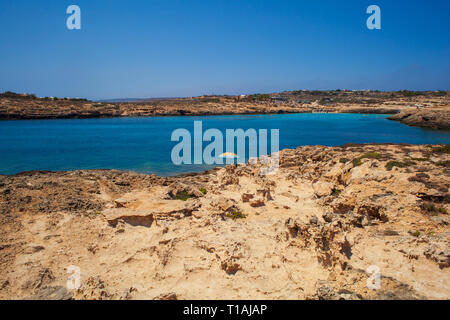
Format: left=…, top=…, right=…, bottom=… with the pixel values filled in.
left=0, top=144, right=449, bottom=299
left=388, top=108, right=450, bottom=130
left=1, top=90, right=449, bottom=130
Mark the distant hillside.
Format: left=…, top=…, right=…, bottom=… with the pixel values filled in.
left=0, top=91, right=89, bottom=102
left=1, top=90, right=449, bottom=129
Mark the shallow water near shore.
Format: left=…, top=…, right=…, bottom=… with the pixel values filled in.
left=0, top=113, right=449, bottom=176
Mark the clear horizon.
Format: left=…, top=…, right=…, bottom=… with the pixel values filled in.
left=1, top=0, right=449, bottom=100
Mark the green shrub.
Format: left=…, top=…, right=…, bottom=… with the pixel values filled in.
left=331, top=188, right=342, bottom=196
left=361, top=152, right=382, bottom=160
left=422, top=203, right=447, bottom=215
left=175, top=191, right=191, bottom=201
left=422, top=203, right=437, bottom=212
left=199, top=188, right=207, bottom=195
left=339, top=158, right=349, bottom=164
left=436, top=160, right=450, bottom=168
left=226, top=210, right=246, bottom=220
left=430, top=144, right=450, bottom=154
left=409, top=230, right=421, bottom=237
left=385, top=159, right=415, bottom=171
left=385, top=161, right=406, bottom=171
left=353, top=152, right=382, bottom=167
left=409, top=157, right=428, bottom=162
left=352, top=158, right=362, bottom=166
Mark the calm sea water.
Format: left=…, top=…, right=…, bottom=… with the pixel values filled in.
left=0, top=113, right=449, bottom=176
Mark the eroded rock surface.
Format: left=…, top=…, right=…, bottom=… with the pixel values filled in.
left=0, top=144, right=449, bottom=299
left=388, top=108, right=450, bottom=130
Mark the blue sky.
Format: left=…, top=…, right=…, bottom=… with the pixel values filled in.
left=0, top=0, right=449, bottom=99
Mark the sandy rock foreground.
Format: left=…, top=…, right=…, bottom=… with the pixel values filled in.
left=0, top=144, right=449, bottom=300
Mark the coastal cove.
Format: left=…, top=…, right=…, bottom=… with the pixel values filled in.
left=1, top=113, right=449, bottom=176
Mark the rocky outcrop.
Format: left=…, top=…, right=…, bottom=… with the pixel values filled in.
left=0, top=144, right=449, bottom=300
left=388, top=109, right=450, bottom=130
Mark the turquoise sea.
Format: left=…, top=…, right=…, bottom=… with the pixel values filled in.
left=0, top=113, right=449, bottom=176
